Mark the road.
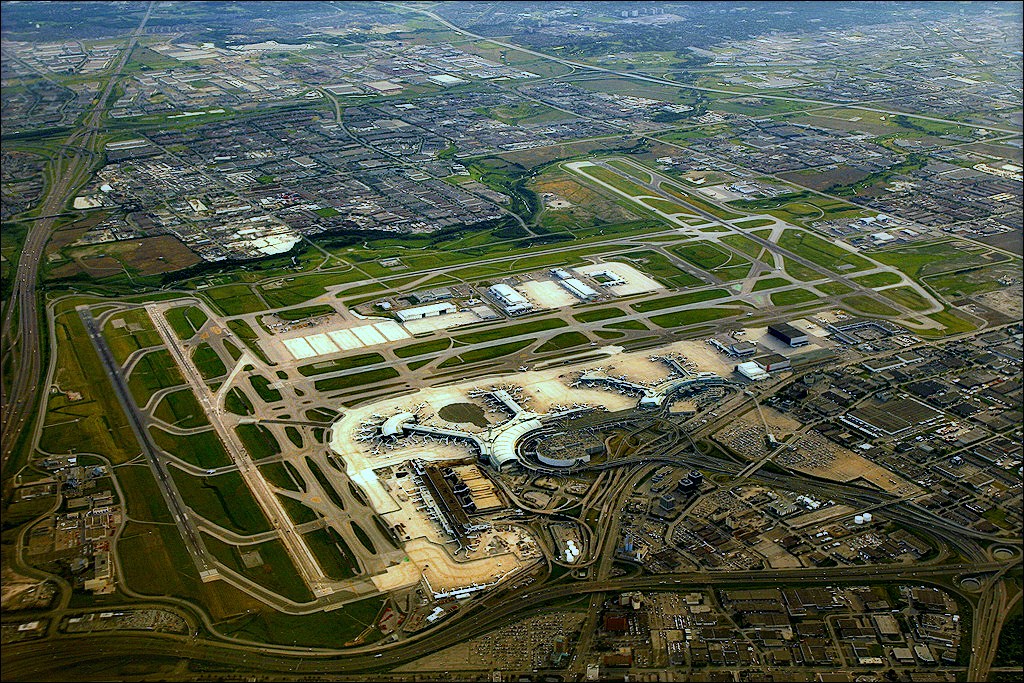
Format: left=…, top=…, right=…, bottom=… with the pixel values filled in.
left=0, top=2, right=154, bottom=466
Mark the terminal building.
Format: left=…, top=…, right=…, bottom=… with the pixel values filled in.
left=488, top=283, right=533, bottom=315
left=396, top=302, right=457, bottom=322
left=767, top=322, right=809, bottom=347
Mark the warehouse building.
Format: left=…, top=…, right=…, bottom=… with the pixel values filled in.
left=754, top=353, right=791, bottom=372
left=767, top=322, right=809, bottom=347
left=551, top=269, right=599, bottom=300
left=488, top=283, right=533, bottom=315
left=396, top=302, right=457, bottom=322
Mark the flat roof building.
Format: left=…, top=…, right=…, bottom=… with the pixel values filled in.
left=396, top=302, right=456, bottom=322
left=768, top=322, right=809, bottom=347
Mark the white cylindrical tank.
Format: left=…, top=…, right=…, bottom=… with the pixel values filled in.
left=863, top=512, right=873, bottom=522
left=854, top=515, right=865, bottom=525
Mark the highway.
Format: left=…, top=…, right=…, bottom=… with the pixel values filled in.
left=0, top=2, right=154, bottom=466
left=2, top=558, right=1016, bottom=681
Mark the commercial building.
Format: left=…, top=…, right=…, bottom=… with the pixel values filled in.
left=550, top=269, right=598, bottom=300
left=754, top=353, right=791, bottom=373
left=395, top=302, right=456, bottom=322
left=488, top=283, right=533, bottom=315
left=767, top=322, right=809, bottom=347
left=736, top=361, right=769, bottom=381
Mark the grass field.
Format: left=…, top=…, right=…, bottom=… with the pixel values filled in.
left=843, top=295, right=901, bottom=317
left=127, top=349, right=185, bottom=407
left=152, top=388, right=209, bottom=429
left=661, top=183, right=744, bottom=220
left=225, top=387, right=254, bottom=416
left=202, top=534, right=312, bottom=603
left=278, top=495, right=319, bottom=525
left=672, top=243, right=735, bottom=270
left=150, top=427, right=231, bottom=469
left=454, top=318, right=566, bottom=345
left=720, top=234, right=764, bottom=259
left=606, top=319, right=649, bottom=331
left=782, top=256, right=821, bottom=282
left=297, top=352, right=385, bottom=375
left=871, top=241, right=993, bottom=280
left=878, top=286, right=933, bottom=312
left=624, top=250, right=702, bottom=288
left=573, top=307, right=625, bottom=323
left=285, top=426, right=303, bottom=448
left=205, top=284, right=265, bottom=316
left=274, top=304, right=335, bottom=322
left=439, top=339, right=533, bottom=367
left=118, top=521, right=206, bottom=603
left=394, top=338, right=451, bottom=359
left=305, top=457, right=346, bottom=510
left=192, top=342, right=227, bottom=380
left=248, top=374, right=283, bottom=403
left=217, top=595, right=384, bottom=647
left=170, top=468, right=271, bottom=535
left=40, top=303, right=138, bottom=461
left=631, top=288, right=730, bottom=313
left=114, top=463, right=174, bottom=523
left=236, top=423, right=282, bottom=459
left=304, top=528, right=359, bottom=580
left=816, top=281, right=854, bottom=296
left=103, top=308, right=163, bottom=365
left=575, top=163, right=655, bottom=200
left=649, top=307, right=740, bottom=328
left=853, top=272, right=903, bottom=288
left=733, top=217, right=775, bottom=229
left=259, top=462, right=301, bottom=491
left=313, top=367, right=400, bottom=392
left=535, top=331, right=590, bottom=353
left=164, top=305, right=208, bottom=339
left=770, top=288, right=820, bottom=306
left=607, top=159, right=653, bottom=184
left=752, top=277, right=790, bottom=292
left=778, top=229, right=872, bottom=272
left=225, top=319, right=271, bottom=364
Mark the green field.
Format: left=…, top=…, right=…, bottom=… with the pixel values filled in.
left=535, top=331, right=591, bottom=353
left=278, top=495, right=319, bottom=525
left=782, top=256, right=821, bottom=282
left=394, top=338, right=451, bottom=358
left=607, top=159, right=653, bottom=184
left=150, top=427, right=231, bottom=469
left=770, top=289, right=820, bottom=307
left=127, top=349, right=185, bottom=407
left=118, top=521, right=205, bottom=603
left=606, top=319, right=649, bottom=331
left=285, top=426, right=303, bottom=448
left=853, top=272, right=903, bottom=288
left=224, top=387, right=254, bottom=416
left=305, top=457, right=346, bottom=510
left=843, top=295, right=901, bottom=317
left=733, top=217, right=775, bottom=229
left=625, top=250, right=702, bottom=288
left=202, top=534, right=312, bottom=603
left=672, top=243, right=735, bottom=271
left=248, top=374, right=283, bottom=403
left=114, top=464, right=174, bottom=523
left=192, top=342, right=227, bottom=380
left=103, top=308, right=163, bottom=365
left=878, top=286, right=933, bottom=312
left=236, top=423, right=282, bottom=459
left=439, top=339, right=533, bottom=367
left=720, top=234, right=764, bottom=259
left=225, top=319, right=271, bottom=364
left=575, top=163, right=655, bottom=199
left=573, top=307, right=625, bottom=323
left=661, top=183, right=744, bottom=220
left=313, top=367, right=400, bottom=392
left=815, top=281, right=854, bottom=296
left=871, top=241, right=993, bottom=280
left=170, top=468, right=271, bottom=535
left=152, top=388, right=209, bottom=428
left=304, top=528, right=359, bottom=580
left=259, top=461, right=302, bottom=491
left=649, top=307, right=740, bottom=328
left=778, top=230, right=872, bottom=272
left=752, top=278, right=790, bottom=292
left=274, top=304, right=336, bottom=322
left=297, top=352, right=385, bottom=375
left=164, top=305, right=208, bottom=339
left=454, top=318, right=567, bottom=345
left=205, top=284, right=265, bottom=316
left=631, top=288, right=731, bottom=313
left=218, top=595, right=384, bottom=647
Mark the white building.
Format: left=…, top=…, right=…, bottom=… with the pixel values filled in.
left=489, top=284, right=533, bottom=315
left=736, top=361, right=769, bottom=381
left=396, top=302, right=456, bottom=322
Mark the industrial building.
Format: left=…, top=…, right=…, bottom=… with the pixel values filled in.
left=488, top=283, right=533, bottom=315
left=550, top=269, right=599, bottom=300
left=395, top=302, right=457, bottom=322
left=754, top=353, right=791, bottom=372
left=767, top=322, right=809, bottom=347
left=736, top=361, right=769, bottom=381
left=710, top=336, right=757, bottom=357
